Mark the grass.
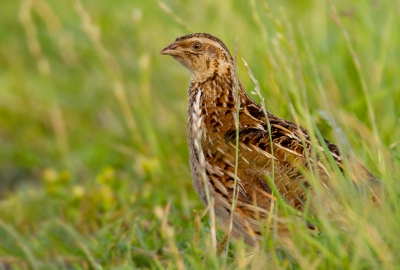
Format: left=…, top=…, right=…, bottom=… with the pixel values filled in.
left=0, top=0, right=400, bottom=268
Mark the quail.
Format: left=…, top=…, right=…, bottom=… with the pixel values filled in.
left=161, top=33, right=379, bottom=246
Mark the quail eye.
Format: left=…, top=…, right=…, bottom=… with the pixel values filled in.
left=192, top=42, right=202, bottom=50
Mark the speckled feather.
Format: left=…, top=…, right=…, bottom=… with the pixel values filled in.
left=161, top=33, right=378, bottom=246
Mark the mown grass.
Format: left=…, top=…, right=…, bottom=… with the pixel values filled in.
left=0, top=0, right=399, bottom=269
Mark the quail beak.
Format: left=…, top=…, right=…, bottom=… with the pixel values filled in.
left=160, top=42, right=179, bottom=56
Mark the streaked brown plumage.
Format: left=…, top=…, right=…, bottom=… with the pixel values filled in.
left=161, top=33, right=379, bottom=246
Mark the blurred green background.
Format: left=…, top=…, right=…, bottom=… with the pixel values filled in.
left=0, top=0, right=399, bottom=269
